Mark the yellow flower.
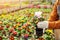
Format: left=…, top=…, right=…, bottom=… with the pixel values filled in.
left=1, top=15, right=5, bottom=18
left=31, top=13, right=34, bottom=16
left=21, top=20, right=24, bottom=22
left=13, top=25, right=18, bottom=29
left=27, top=22, right=31, bottom=25
left=46, top=29, right=53, bottom=34
left=4, top=3, right=9, bottom=6
left=16, top=25, right=18, bottom=28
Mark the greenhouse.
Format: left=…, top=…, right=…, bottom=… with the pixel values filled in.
left=0, top=0, right=60, bottom=40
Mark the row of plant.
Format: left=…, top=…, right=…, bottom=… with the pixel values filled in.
left=1, top=7, right=52, bottom=15
left=0, top=7, right=53, bottom=40
left=0, top=8, right=44, bottom=40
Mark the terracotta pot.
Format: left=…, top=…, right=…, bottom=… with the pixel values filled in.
left=0, top=36, right=2, bottom=40
left=9, top=35, right=14, bottom=40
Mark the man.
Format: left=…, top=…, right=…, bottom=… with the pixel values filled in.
left=37, top=0, right=60, bottom=40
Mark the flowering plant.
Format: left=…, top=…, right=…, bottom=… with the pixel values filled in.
left=43, top=29, right=55, bottom=40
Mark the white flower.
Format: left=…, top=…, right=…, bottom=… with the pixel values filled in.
left=34, top=11, right=42, bottom=18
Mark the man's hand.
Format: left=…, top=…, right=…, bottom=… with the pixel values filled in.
left=37, top=21, right=48, bottom=28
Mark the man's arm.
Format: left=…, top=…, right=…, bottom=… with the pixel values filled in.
left=48, top=0, right=58, bottom=21
left=48, top=0, right=59, bottom=29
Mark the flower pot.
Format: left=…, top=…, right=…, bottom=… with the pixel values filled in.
left=0, top=36, right=2, bottom=40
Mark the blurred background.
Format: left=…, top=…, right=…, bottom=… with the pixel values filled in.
left=0, top=0, right=56, bottom=40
